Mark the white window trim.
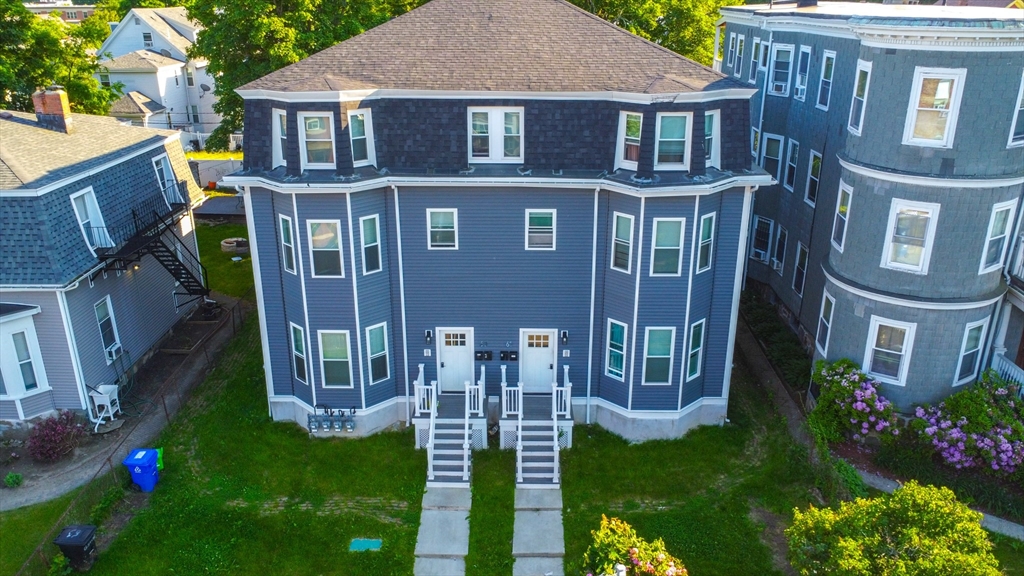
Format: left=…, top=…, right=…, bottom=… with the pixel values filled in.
left=151, top=153, right=181, bottom=208
left=816, top=50, right=836, bottom=112
left=772, top=226, right=787, bottom=276
left=279, top=214, right=296, bottom=275
left=347, top=108, right=376, bottom=167
left=686, top=318, right=705, bottom=382
left=70, top=187, right=112, bottom=257
left=641, top=327, right=676, bottom=385
left=750, top=215, right=773, bottom=263
left=760, top=132, right=784, bottom=182
left=848, top=60, right=873, bottom=136
left=804, top=150, right=822, bottom=208
left=816, top=290, right=835, bottom=356
left=615, top=111, right=642, bottom=171
left=793, top=242, right=808, bottom=296
left=901, top=67, right=967, bottom=149
left=793, top=45, right=812, bottom=102
left=954, top=319, right=989, bottom=387
left=307, top=219, right=344, bottom=278
left=271, top=109, right=287, bottom=169
left=290, top=322, right=307, bottom=384
left=783, top=139, right=799, bottom=191
left=696, top=212, right=715, bottom=274
left=297, top=111, right=336, bottom=171
left=318, top=329, right=354, bottom=388
left=0, top=315, right=50, bottom=400
left=726, top=32, right=737, bottom=68
left=704, top=110, right=721, bottom=170
left=611, top=212, right=635, bottom=274
left=654, top=112, right=693, bottom=171
left=733, top=34, right=745, bottom=79
left=426, top=209, right=459, bottom=250
left=748, top=38, right=761, bottom=84
left=94, top=295, right=122, bottom=365
left=360, top=214, right=382, bottom=275
left=768, top=43, right=795, bottom=97
left=831, top=181, right=853, bottom=253
left=880, top=198, right=940, bottom=275
left=650, top=218, right=686, bottom=277
left=467, top=107, right=524, bottom=164
left=978, top=199, right=1017, bottom=275
left=863, top=316, right=916, bottom=387
left=366, top=322, right=390, bottom=384
left=1009, top=71, right=1024, bottom=148
left=759, top=40, right=770, bottom=69
left=606, top=319, right=628, bottom=381
left=524, top=209, right=557, bottom=251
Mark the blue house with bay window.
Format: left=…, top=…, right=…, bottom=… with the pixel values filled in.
left=227, top=0, right=772, bottom=486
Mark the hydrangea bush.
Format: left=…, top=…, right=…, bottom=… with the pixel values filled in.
left=810, top=359, right=899, bottom=444
left=582, top=515, right=688, bottom=576
left=911, top=372, right=1024, bottom=475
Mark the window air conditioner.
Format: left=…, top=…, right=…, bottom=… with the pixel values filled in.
left=105, top=343, right=122, bottom=362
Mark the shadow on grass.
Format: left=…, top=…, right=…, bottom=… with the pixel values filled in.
left=466, top=448, right=517, bottom=575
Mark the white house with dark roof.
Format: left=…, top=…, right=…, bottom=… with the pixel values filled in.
left=97, top=7, right=220, bottom=135
left=0, top=88, right=205, bottom=423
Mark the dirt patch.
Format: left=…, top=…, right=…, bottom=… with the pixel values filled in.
left=830, top=441, right=894, bottom=481
left=95, top=491, right=152, bottom=553
left=225, top=495, right=410, bottom=524
left=748, top=505, right=797, bottom=576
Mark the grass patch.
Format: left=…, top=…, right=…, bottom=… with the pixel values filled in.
left=466, top=448, right=516, bottom=575
left=195, top=223, right=254, bottom=299
left=0, top=492, right=76, bottom=575
left=186, top=151, right=243, bottom=161
left=993, top=532, right=1024, bottom=576
left=88, top=318, right=426, bottom=575
left=562, top=360, right=819, bottom=575
left=740, top=291, right=812, bottom=390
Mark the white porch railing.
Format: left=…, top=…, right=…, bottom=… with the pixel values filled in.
left=991, top=354, right=1024, bottom=398
left=462, top=379, right=476, bottom=481
left=413, top=364, right=432, bottom=417
left=425, top=379, right=438, bottom=480
left=555, top=365, right=572, bottom=419
left=501, top=365, right=521, bottom=418
left=515, top=394, right=524, bottom=484
left=550, top=381, right=560, bottom=484
left=467, top=366, right=484, bottom=417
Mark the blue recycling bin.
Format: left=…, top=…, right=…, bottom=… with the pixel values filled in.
left=123, top=448, right=159, bottom=492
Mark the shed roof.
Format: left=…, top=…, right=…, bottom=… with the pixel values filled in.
left=100, top=49, right=184, bottom=71
left=110, top=91, right=167, bottom=116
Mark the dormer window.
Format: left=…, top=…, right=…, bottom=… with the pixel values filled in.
left=704, top=110, right=720, bottom=169
left=297, top=112, right=336, bottom=170
left=271, top=109, right=287, bottom=168
left=468, top=107, right=523, bottom=163
left=348, top=109, right=376, bottom=167
left=654, top=112, right=692, bottom=171
left=70, top=187, right=113, bottom=255
left=615, top=112, right=642, bottom=171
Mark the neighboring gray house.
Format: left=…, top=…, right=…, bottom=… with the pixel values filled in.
left=717, top=2, right=1024, bottom=408
left=0, top=88, right=206, bottom=423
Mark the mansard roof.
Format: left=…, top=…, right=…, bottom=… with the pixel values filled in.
left=240, top=0, right=740, bottom=95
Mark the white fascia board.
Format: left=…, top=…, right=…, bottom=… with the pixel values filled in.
left=838, top=156, right=1024, bottom=189
left=0, top=306, right=42, bottom=324
left=854, top=25, right=1024, bottom=52
left=235, top=87, right=759, bottom=104
left=222, top=173, right=777, bottom=198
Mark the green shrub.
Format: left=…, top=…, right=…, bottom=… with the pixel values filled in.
left=46, top=553, right=71, bottom=576
left=4, top=471, right=23, bottom=488
left=832, top=458, right=868, bottom=499
left=811, top=359, right=899, bottom=443
left=582, top=515, right=688, bottom=576
left=786, top=481, right=1000, bottom=575
left=90, top=485, right=125, bottom=525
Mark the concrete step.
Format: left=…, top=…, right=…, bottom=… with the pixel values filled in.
left=515, top=488, right=562, bottom=511
left=432, top=452, right=464, bottom=461
left=512, top=509, right=564, bottom=558
left=422, top=487, right=472, bottom=511
left=416, top=509, right=469, bottom=557
left=518, top=477, right=560, bottom=486
left=522, top=440, right=556, bottom=447
left=415, top=557, right=466, bottom=576
left=521, top=445, right=555, bottom=453
left=435, top=432, right=465, bottom=441
left=512, top=556, right=563, bottom=576
left=521, top=454, right=555, bottom=463
left=434, top=442, right=464, bottom=451
left=521, top=466, right=554, bottom=475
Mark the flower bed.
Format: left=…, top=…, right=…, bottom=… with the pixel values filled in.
left=809, top=359, right=899, bottom=444
left=583, top=515, right=688, bottom=576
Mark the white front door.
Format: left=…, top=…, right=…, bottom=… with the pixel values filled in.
left=437, top=328, right=474, bottom=393
left=520, top=329, right=557, bottom=393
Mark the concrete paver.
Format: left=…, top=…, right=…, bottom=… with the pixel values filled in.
left=414, top=557, right=466, bottom=576
left=423, top=486, right=472, bottom=511
left=515, top=488, right=562, bottom=511
left=415, top=509, right=470, bottom=557
left=512, top=509, right=564, bottom=557
left=513, top=556, right=563, bottom=576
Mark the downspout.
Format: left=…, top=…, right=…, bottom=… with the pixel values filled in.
left=586, top=187, right=599, bottom=424
left=392, top=184, right=411, bottom=425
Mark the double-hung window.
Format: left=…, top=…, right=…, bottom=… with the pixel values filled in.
left=11, top=331, right=39, bottom=393
left=308, top=220, right=343, bottom=277
left=279, top=215, right=296, bottom=274
left=831, top=182, right=852, bottom=252
left=427, top=209, right=458, bottom=249
left=794, top=46, right=811, bottom=101
left=272, top=109, right=287, bottom=168
left=816, top=51, right=836, bottom=111
left=360, top=215, right=381, bottom=274
left=94, top=296, right=121, bottom=363
left=793, top=243, right=808, bottom=296
left=816, top=290, right=834, bottom=355
left=99, top=73, right=110, bottom=88
left=616, top=112, right=642, bottom=171
left=366, top=323, right=389, bottom=383
left=697, top=213, right=715, bottom=273
left=290, top=323, right=307, bottom=383
left=606, top=320, right=627, bottom=380
left=902, top=67, right=967, bottom=148
left=804, top=150, right=821, bottom=207
left=1010, top=72, right=1024, bottom=148
left=772, top=226, right=787, bottom=275
left=651, top=218, right=684, bottom=276
left=733, top=35, right=745, bottom=78
left=643, top=328, right=675, bottom=384
left=759, top=41, right=770, bottom=69
left=750, top=216, right=773, bottom=262
left=979, top=200, right=1016, bottom=274
left=748, top=38, right=761, bottom=84
left=955, top=320, right=988, bottom=385
left=783, top=140, right=799, bottom=191
left=142, top=32, right=153, bottom=45
left=686, top=319, right=705, bottom=381
left=726, top=33, right=737, bottom=68
left=751, top=127, right=760, bottom=158
left=71, top=188, right=112, bottom=254
left=611, top=213, right=634, bottom=273
left=654, top=113, right=692, bottom=170
left=319, top=331, right=352, bottom=387
left=882, top=199, right=940, bottom=274
left=297, top=112, right=335, bottom=170
left=152, top=154, right=182, bottom=206
left=848, top=60, right=872, bottom=136
left=768, top=44, right=794, bottom=97
left=760, top=134, right=784, bottom=181
left=468, top=107, right=523, bottom=163
left=864, top=316, right=915, bottom=386
left=704, top=110, right=720, bottom=169
left=526, top=210, right=556, bottom=250
left=347, top=109, right=375, bottom=167
left=185, top=68, right=194, bottom=87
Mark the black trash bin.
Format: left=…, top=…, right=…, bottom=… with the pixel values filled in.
left=53, top=524, right=97, bottom=571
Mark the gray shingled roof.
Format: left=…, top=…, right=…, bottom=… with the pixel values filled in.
left=100, top=50, right=184, bottom=71
left=240, top=0, right=739, bottom=94
left=0, top=303, right=39, bottom=318
left=110, top=91, right=167, bottom=116
left=0, top=110, right=177, bottom=190
left=133, top=7, right=197, bottom=56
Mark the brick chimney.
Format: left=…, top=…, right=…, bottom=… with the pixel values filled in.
left=31, top=86, right=74, bottom=134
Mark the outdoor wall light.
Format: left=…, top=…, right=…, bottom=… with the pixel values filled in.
left=133, top=263, right=140, bottom=271
left=425, top=330, right=433, bottom=344
left=560, top=330, right=569, bottom=345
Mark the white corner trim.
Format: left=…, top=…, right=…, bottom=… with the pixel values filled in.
left=242, top=189, right=276, bottom=416
left=55, top=292, right=88, bottom=412
left=822, top=266, right=1004, bottom=311
left=837, top=156, right=1024, bottom=189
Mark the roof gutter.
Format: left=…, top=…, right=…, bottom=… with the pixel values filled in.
left=234, top=87, right=759, bottom=104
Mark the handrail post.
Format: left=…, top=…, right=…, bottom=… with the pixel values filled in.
left=463, top=380, right=472, bottom=481
left=516, top=407, right=524, bottom=483
left=426, top=380, right=437, bottom=480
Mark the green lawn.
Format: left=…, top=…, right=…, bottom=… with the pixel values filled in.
left=195, top=222, right=254, bottom=299
left=994, top=533, right=1024, bottom=576
left=466, top=448, right=517, bottom=575
left=0, top=492, right=76, bottom=575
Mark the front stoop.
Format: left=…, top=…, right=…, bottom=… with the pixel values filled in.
left=512, top=488, right=564, bottom=576
left=414, top=487, right=471, bottom=576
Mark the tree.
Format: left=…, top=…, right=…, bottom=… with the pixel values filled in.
left=785, top=481, right=1001, bottom=576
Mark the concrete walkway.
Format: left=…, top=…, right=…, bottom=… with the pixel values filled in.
left=414, top=486, right=471, bottom=576
left=512, top=488, right=564, bottom=576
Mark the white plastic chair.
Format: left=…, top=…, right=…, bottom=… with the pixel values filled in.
left=89, top=384, right=121, bottom=432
